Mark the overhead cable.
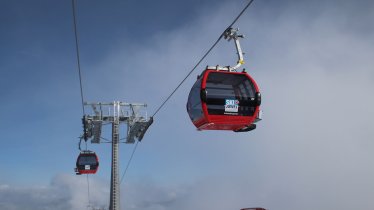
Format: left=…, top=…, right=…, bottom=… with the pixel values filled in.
left=72, top=0, right=86, bottom=115
left=72, top=0, right=91, bottom=205
left=120, top=141, right=139, bottom=184
left=151, top=0, right=255, bottom=118
left=122, top=0, right=255, bottom=186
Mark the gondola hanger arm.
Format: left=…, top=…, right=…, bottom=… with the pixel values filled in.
left=207, top=28, right=245, bottom=72
left=225, top=28, right=245, bottom=71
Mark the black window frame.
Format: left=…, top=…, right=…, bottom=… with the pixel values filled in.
left=205, top=72, right=257, bottom=116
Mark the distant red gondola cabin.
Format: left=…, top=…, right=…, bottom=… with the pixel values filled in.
left=75, top=151, right=99, bottom=175
left=187, top=68, right=261, bottom=132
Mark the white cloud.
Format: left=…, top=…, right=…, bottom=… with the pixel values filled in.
left=125, top=1, right=374, bottom=209
left=0, top=174, right=110, bottom=210
left=90, top=1, right=374, bottom=209
left=2, top=1, right=374, bottom=210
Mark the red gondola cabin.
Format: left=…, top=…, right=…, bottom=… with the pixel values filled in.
left=187, top=68, right=261, bottom=132
left=75, top=151, right=99, bottom=175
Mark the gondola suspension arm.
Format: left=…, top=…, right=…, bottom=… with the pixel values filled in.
left=226, top=28, right=245, bottom=71
left=208, top=28, right=246, bottom=72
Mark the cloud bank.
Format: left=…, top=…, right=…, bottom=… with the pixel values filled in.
left=1, top=0, right=374, bottom=210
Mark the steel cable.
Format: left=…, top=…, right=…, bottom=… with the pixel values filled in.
left=120, top=141, right=139, bottom=184
left=72, top=0, right=91, bottom=206
left=151, top=0, right=255, bottom=118
left=119, top=0, right=256, bottom=187
left=72, top=0, right=86, bottom=115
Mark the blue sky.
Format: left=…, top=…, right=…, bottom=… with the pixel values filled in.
left=1, top=0, right=374, bottom=209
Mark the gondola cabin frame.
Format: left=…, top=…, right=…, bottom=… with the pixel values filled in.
left=187, top=68, right=261, bottom=132
left=75, top=151, right=99, bottom=175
